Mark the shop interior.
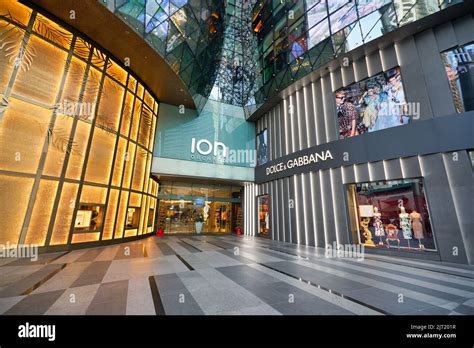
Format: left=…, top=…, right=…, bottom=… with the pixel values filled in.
left=155, top=177, right=242, bottom=234
left=346, top=178, right=436, bottom=252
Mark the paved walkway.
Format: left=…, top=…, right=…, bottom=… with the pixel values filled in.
left=1, top=235, right=474, bottom=315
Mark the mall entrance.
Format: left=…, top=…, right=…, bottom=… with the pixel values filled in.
left=155, top=178, right=243, bottom=234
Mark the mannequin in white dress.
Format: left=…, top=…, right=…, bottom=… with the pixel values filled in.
left=399, top=206, right=412, bottom=248
left=373, top=207, right=385, bottom=246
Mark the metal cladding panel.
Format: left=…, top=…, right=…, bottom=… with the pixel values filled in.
left=302, top=172, right=315, bottom=247
left=415, top=29, right=456, bottom=117
left=419, top=154, right=468, bottom=264
left=395, top=37, right=434, bottom=121
left=442, top=151, right=474, bottom=264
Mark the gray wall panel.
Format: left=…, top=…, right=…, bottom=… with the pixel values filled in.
left=442, top=151, right=474, bottom=264
left=296, top=88, right=307, bottom=150
left=277, top=103, right=284, bottom=158
left=312, top=171, right=325, bottom=247
left=341, top=60, right=355, bottom=86
left=289, top=175, right=298, bottom=244
left=380, top=44, right=398, bottom=70
left=330, top=68, right=343, bottom=92
left=415, top=29, right=456, bottom=117
left=302, top=172, right=315, bottom=246
left=282, top=177, right=291, bottom=243
left=434, top=22, right=458, bottom=51
left=331, top=167, right=349, bottom=245
left=383, top=159, right=403, bottom=180
left=419, top=154, right=468, bottom=264
left=400, top=156, right=422, bottom=178
left=312, top=80, right=326, bottom=145
left=277, top=179, right=285, bottom=242
left=342, top=165, right=356, bottom=184
left=321, top=74, right=337, bottom=143
left=353, top=56, right=369, bottom=82
left=395, top=37, right=433, bottom=121
left=355, top=163, right=370, bottom=183
left=294, top=174, right=306, bottom=245
left=366, top=51, right=383, bottom=76
left=290, top=93, right=299, bottom=153
left=368, top=161, right=386, bottom=181
left=304, top=84, right=317, bottom=148
left=320, top=169, right=336, bottom=246
left=452, top=15, right=474, bottom=46
left=282, top=98, right=290, bottom=155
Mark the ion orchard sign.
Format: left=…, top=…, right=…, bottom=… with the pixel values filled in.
left=265, top=150, right=334, bottom=175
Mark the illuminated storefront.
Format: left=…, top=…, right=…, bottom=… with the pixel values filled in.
left=156, top=181, right=242, bottom=234
left=0, top=1, right=158, bottom=250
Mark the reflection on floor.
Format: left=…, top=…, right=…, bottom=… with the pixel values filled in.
left=1, top=235, right=474, bottom=315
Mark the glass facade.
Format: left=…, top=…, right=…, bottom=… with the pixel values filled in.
left=250, top=0, right=465, bottom=108
left=101, top=0, right=226, bottom=111
left=157, top=181, right=242, bottom=233
left=442, top=42, right=474, bottom=113
left=346, top=178, right=436, bottom=252
left=0, top=2, right=159, bottom=249
left=256, top=129, right=268, bottom=165
left=155, top=101, right=256, bottom=168
left=257, top=194, right=270, bottom=236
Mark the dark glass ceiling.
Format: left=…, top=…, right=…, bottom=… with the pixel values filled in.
left=102, top=0, right=465, bottom=117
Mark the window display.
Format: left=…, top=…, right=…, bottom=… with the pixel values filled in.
left=126, top=207, right=141, bottom=229
left=74, top=205, right=103, bottom=232
left=346, top=178, right=436, bottom=252
left=257, top=129, right=268, bottom=166
left=258, top=195, right=270, bottom=236
left=441, top=42, right=474, bottom=113
left=335, top=67, right=409, bottom=139
left=148, top=208, right=154, bottom=227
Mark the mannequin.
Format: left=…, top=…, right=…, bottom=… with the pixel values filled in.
left=373, top=207, right=385, bottom=246
left=410, top=210, right=424, bottom=249
left=203, top=202, right=211, bottom=222
left=399, top=206, right=412, bottom=248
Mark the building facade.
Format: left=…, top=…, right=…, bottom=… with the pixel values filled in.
left=249, top=0, right=474, bottom=265
left=0, top=0, right=472, bottom=265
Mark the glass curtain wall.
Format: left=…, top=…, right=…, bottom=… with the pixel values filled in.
left=0, top=1, right=159, bottom=249
left=249, top=0, right=465, bottom=107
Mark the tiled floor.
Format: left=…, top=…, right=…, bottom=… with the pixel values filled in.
left=1, top=234, right=474, bottom=315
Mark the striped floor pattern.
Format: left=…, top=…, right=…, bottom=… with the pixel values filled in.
left=1, top=235, right=473, bottom=315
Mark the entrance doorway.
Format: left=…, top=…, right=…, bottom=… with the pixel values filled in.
left=157, top=200, right=235, bottom=234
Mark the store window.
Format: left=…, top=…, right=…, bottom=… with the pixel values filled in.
left=335, top=67, right=409, bottom=139
left=258, top=195, right=270, bottom=237
left=148, top=208, right=155, bottom=227
left=74, top=205, right=104, bottom=232
left=126, top=207, right=141, bottom=229
left=257, top=129, right=268, bottom=165
left=441, top=42, right=474, bottom=113
left=346, top=178, right=436, bottom=252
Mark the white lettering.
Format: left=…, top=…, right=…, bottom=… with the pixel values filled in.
left=18, top=322, right=56, bottom=342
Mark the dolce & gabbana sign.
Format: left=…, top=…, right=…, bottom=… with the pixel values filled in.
left=266, top=150, right=333, bottom=175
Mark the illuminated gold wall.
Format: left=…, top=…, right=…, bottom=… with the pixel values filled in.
left=0, top=1, right=159, bottom=250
